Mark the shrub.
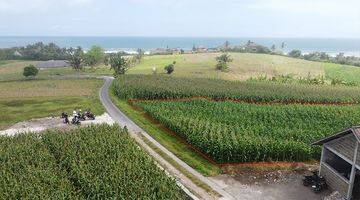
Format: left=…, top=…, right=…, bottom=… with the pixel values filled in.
left=215, top=53, right=233, bottom=71
left=164, top=61, right=176, bottom=74
left=23, top=65, right=39, bottom=77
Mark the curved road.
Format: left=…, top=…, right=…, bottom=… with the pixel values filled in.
left=99, top=77, right=234, bottom=200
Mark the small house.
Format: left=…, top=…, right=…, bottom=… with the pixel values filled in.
left=313, top=127, right=360, bottom=200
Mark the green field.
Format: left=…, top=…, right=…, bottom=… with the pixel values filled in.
left=134, top=99, right=360, bottom=163
left=0, top=79, right=104, bottom=130
left=0, top=60, right=112, bottom=82
left=0, top=125, right=185, bottom=199
left=129, top=53, right=360, bottom=83
left=113, top=75, right=360, bottom=104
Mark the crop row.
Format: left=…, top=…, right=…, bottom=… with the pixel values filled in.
left=0, top=125, right=185, bottom=199
left=134, top=99, right=360, bottom=163
left=113, top=75, right=360, bottom=104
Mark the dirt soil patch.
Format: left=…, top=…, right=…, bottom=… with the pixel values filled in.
left=0, top=113, right=114, bottom=136
left=209, top=170, right=336, bottom=200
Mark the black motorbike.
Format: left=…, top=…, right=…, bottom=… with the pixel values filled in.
left=303, top=171, right=319, bottom=186
left=71, top=115, right=81, bottom=125
left=84, top=110, right=95, bottom=120
left=311, top=177, right=327, bottom=193
left=303, top=171, right=327, bottom=193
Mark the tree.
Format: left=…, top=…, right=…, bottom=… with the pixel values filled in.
left=135, top=48, right=144, bottom=63
left=164, top=61, right=176, bottom=74
left=110, top=53, right=128, bottom=77
left=271, top=44, right=276, bottom=52
left=85, top=45, right=105, bottom=67
left=223, top=41, right=230, bottom=51
left=23, top=65, right=38, bottom=78
left=69, top=47, right=84, bottom=71
left=288, top=49, right=302, bottom=58
left=215, top=53, right=233, bottom=71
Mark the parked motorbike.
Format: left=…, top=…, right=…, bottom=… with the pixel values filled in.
left=84, top=110, right=95, bottom=120
left=62, top=113, right=70, bottom=124
left=303, top=171, right=319, bottom=186
left=71, top=111, right=81, bottom=125
left=312, top=177, right=328, bottom=193
left=303, top=170, right=327, bottom=193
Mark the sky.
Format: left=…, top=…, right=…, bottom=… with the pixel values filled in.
left=0, top=0, right=359, bottom=38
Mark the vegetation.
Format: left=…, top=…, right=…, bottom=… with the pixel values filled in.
left=0, top=133, right=81, bottom=199
left=164, top=61, right=176, bottom=74
left=110, top=54, right=128, bottom=77
left=0, top=42, right=71, bottom=61
left=134, top=99, right=360, bottom=163
left=113, top=75, right=360, bottom=104
left=288, top=49, right=302, bottom=58
left=248, top=74, right=356, bottom=86
left=109, top=90, right=220, bottom=176
left=1, top=125, right=185, bottom=199
left=84, top=45, right=105, bottom=67
left=0, top=79, right=103, bottom=129
left=69, top=47, right=85, bottom=71
left=23, top=64, right=39, bottom=78
left=215, top=53, right=233, bottom=71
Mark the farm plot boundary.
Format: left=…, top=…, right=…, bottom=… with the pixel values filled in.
left=131, top=98, right=360, bottom=165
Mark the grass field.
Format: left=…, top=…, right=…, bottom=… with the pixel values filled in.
left=2, top=53, right=360, bottom=83
left=0, top=125, right=185, bottom=199
left=0, top=79, right=103, bottom=129
left=0, top=60, right=112, bottom=82
left=134, top=99, right=360, bottom=163
left=129, top=53, right=360, bottom=83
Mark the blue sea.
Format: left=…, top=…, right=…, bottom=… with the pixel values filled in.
left=0, top=36, right=359, bottom=56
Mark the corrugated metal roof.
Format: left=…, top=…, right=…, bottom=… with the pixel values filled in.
left=312, top=127, right=360, bottom=145
left=352, top=126, right=360, bottom=141
left=312, top=128, right=354, bottom=145
left=36, top=60, right=70, bottom=68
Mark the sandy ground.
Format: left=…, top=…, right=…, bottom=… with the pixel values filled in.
left=209, top=170, right=343, bottom=200
left=0, top=113, right=115, bottom=136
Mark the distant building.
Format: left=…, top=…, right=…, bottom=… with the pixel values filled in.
left=192, top=45, right=208, bottom=53
left=313, top=127, right=360, bottom=200
left=36, top=60, right=70, bottom=69
left=13, top=50, right=22, bottom=57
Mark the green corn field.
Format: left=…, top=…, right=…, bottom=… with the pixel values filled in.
left=135, top=99, right=360, bottom=163
left=0, top=125, right=185, bottom=199
left=113, top=75, right=360, bottom=104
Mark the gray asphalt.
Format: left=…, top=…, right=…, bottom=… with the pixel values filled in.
left=99, top=76, right=234, bottom=200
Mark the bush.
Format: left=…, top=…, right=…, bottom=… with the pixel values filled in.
left=288, top=49, right=302, bottom=58
left=164, top=61, right=176, bottom=74
left=215, top=53, right=233, bottom=71
left=23, top=65, right=39, bottom=77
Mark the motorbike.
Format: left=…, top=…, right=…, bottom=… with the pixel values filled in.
left=303, top=170, right=327, bottom=193
left=311, top=177, right=328, bottom=193
left=71, top=114, right=81, bottom=125
left=61, top=112, right=70, bottom=124
left=84, top=110, right=95, bottom=120
left=303, top=171, right=319, bottom=186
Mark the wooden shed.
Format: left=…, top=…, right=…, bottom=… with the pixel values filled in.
left=313, top=127, right=360, bottom=200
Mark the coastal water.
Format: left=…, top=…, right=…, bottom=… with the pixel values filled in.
left=0, top=36, right=359, bottom=56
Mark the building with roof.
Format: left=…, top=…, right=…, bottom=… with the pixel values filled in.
left=36, top=60, right=70, bottom=69
left=313, top=127, right=360, bottom=200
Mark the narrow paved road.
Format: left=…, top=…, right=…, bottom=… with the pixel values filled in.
left=99, top=76, right=234, bottom=200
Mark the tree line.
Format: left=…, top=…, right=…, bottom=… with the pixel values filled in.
left=288, top=49, right=360, bottom=67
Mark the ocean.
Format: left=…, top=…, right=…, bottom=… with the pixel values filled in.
left=0, top=36, right=359, bottom=56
